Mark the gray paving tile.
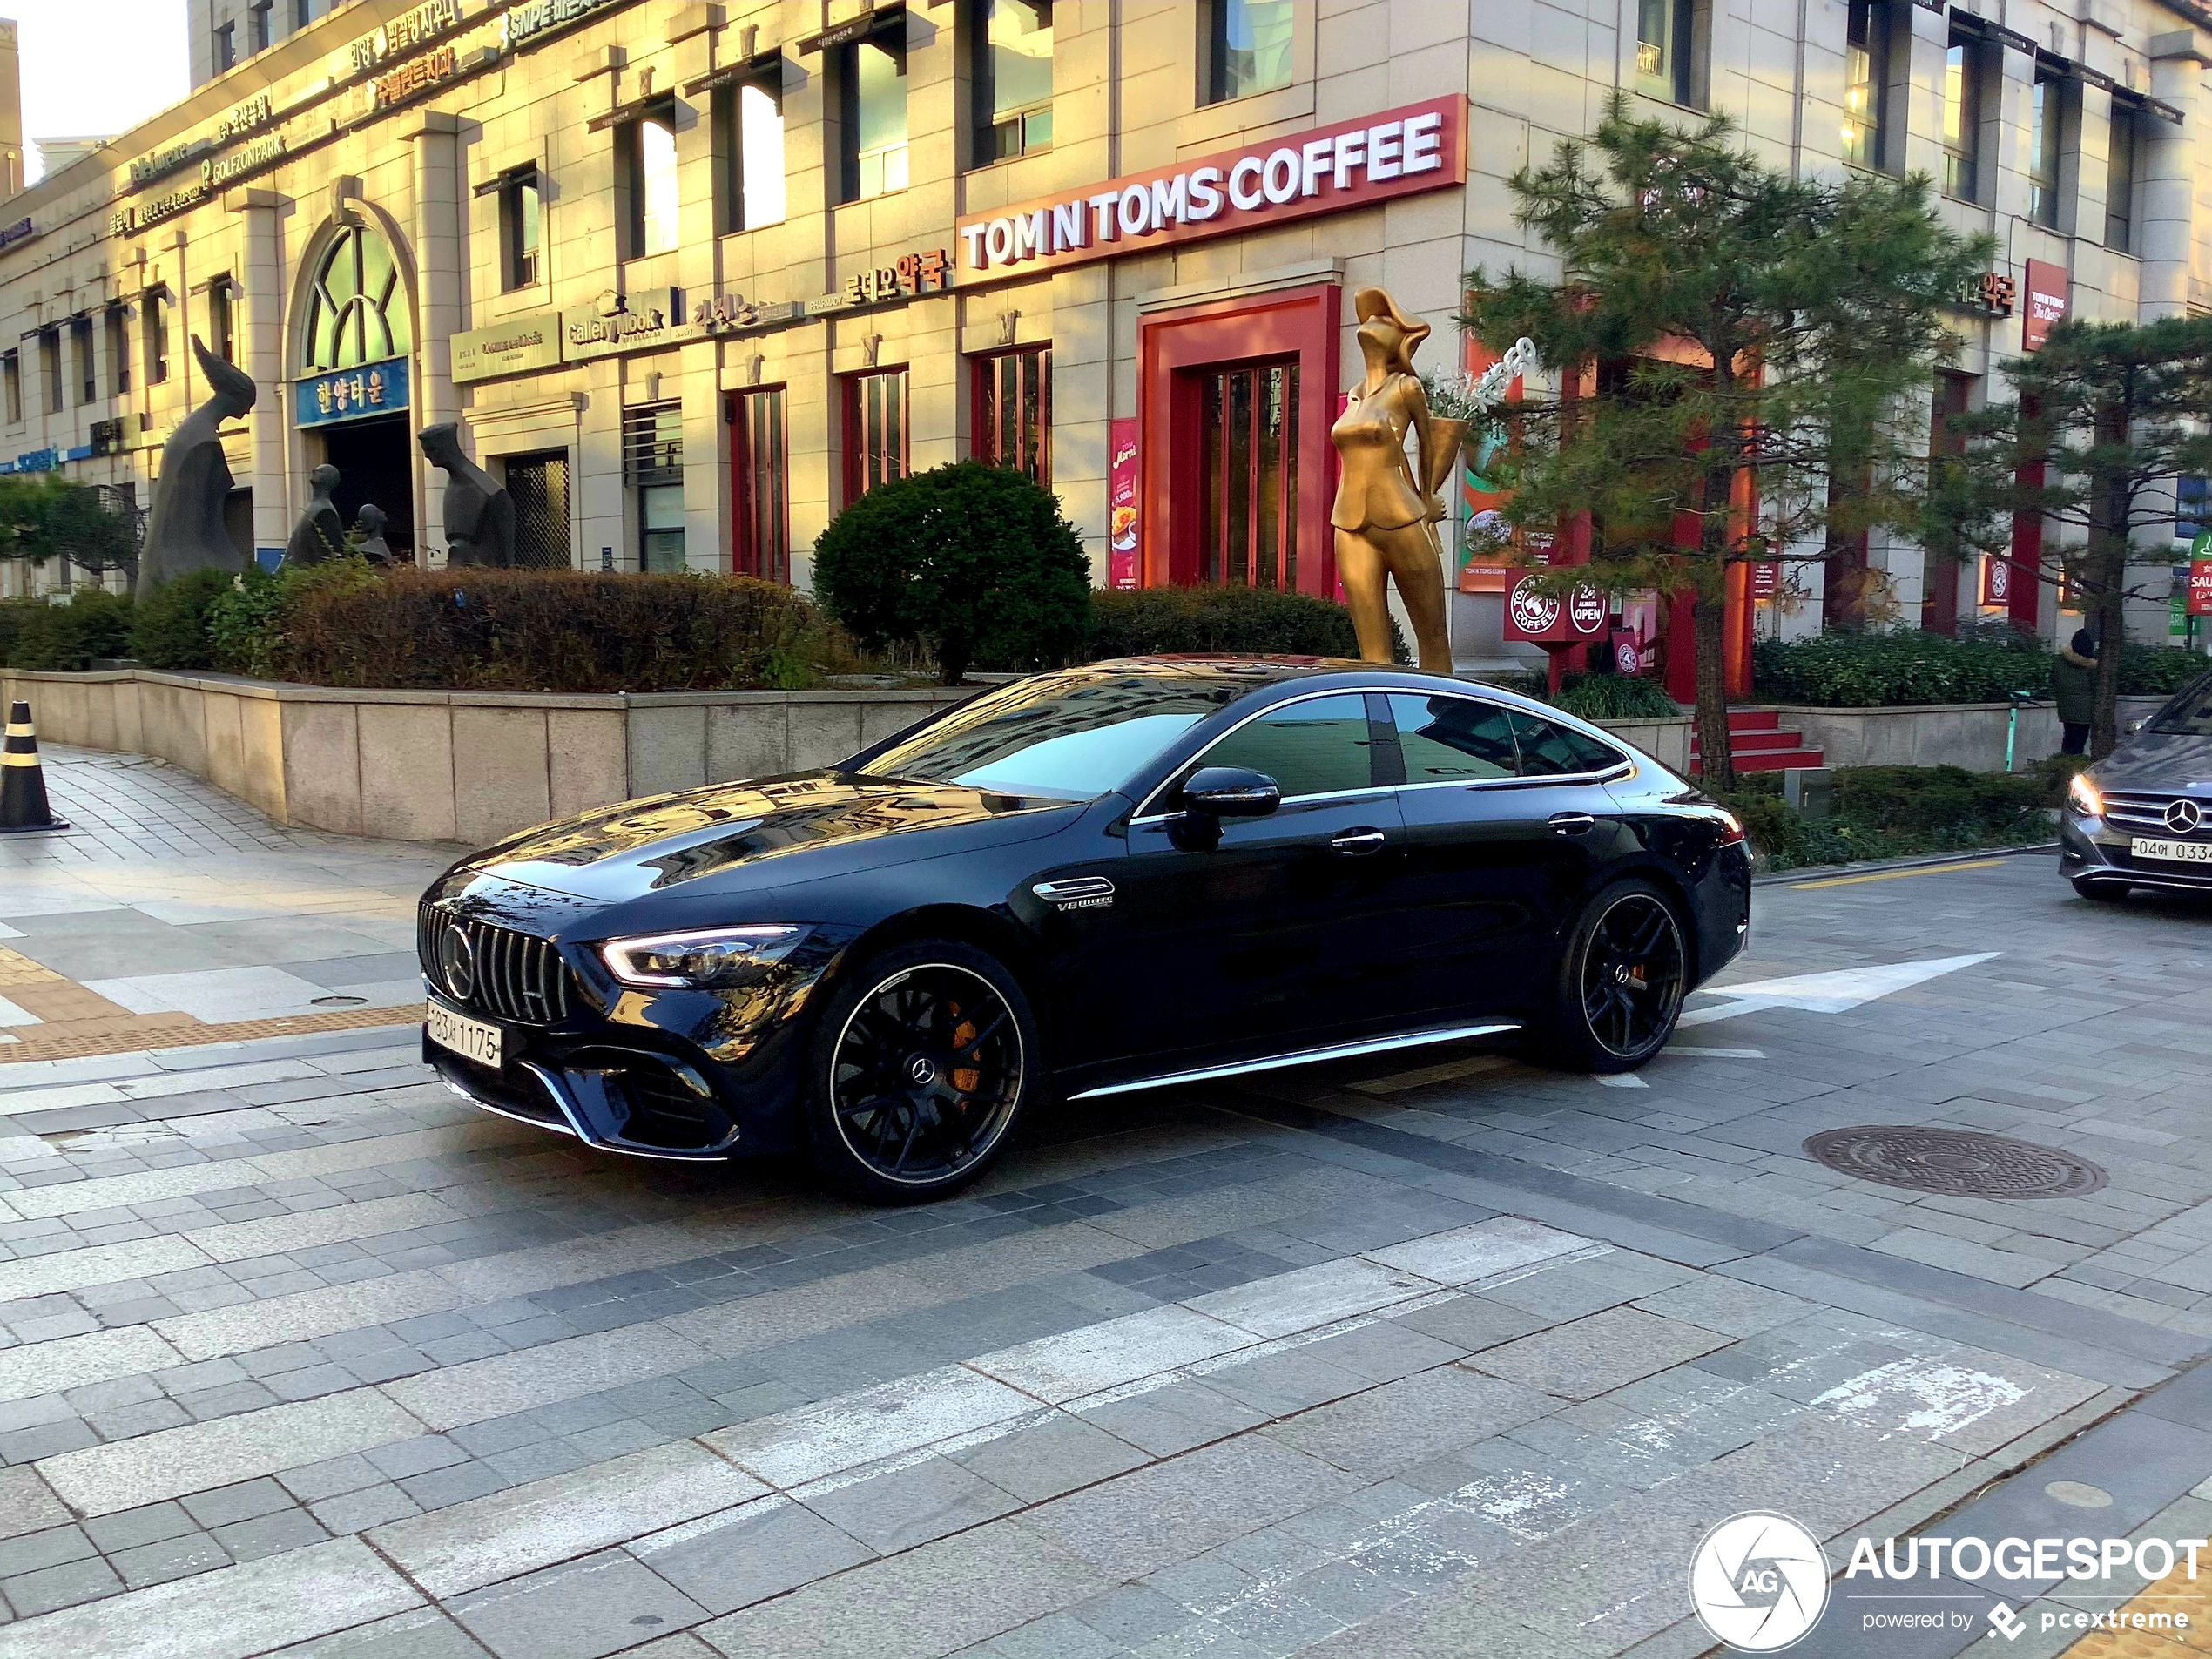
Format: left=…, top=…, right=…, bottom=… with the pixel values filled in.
left=450, top=1548, right=709, bottom=1659
left=635, top=1496, right=875, bottom=1615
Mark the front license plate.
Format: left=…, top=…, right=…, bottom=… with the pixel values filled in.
left=2131, top=836, right=2212, bottom=864
left=427, top=999, right=503, bottom=1068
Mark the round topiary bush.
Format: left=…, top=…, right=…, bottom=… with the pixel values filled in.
left=813, top=461, right=1091, bottom=685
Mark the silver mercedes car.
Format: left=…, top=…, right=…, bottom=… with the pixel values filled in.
left=2060, top=670, right=2212, bottom=900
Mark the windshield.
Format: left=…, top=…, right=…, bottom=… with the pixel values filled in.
left=2150, top=673, right=2212, bottom=736
left=859, top=671, right=1243, bottom=799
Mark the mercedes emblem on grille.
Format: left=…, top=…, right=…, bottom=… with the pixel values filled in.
left=438, top=923, right=477, bottom=999
left=2166, top=799, right=2205, bottom=835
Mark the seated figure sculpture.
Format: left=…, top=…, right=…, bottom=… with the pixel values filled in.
left=136, top=337, right=258, bottom=600
left=418, top=422, right=516, bottom=567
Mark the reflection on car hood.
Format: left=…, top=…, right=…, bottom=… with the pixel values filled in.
left=455, top=772, right=1080, bottom=903
left=2091, top=732, right=2212, bottom=793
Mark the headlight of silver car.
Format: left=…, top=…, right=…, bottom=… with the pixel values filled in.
left=599, top=926, right=805, bottom=989
left=2067, top=772, right=2102, bottom=818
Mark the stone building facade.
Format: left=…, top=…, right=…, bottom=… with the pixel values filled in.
left=3, top=0, right=2211, bottom=675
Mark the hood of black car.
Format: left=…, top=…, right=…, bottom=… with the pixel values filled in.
left=2091, top=732, right=2212, bottom=793
left=453, top=772, right=1083, bottom=903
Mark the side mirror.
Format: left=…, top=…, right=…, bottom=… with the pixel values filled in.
left=1182, top=766, right=1281, bottom=819
left=2126, top=719, right=2145, bottom=735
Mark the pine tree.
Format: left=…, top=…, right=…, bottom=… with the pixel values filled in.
left=1462, top=94, right=1987, bottom=787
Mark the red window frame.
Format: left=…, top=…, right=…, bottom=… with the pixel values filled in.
left=730, top=385, right=789, bottom=582
left=971, top=345, right=1051, bottom=488
left=842, top=367, right=909, bottom=506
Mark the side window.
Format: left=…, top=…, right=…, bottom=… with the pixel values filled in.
left=1387, top=694, right=1518, bottom=783
left=1194, top=694, right=1375, bottom=799
left=1507, top=712, right=1623, bottom=778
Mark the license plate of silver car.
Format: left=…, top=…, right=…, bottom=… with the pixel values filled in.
left=427, top=999, right=503, bottom=1068
left=2131, top=836, right=2212, bottom=863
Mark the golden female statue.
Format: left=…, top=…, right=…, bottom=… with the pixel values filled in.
left=1330, top=288, right=1466, bottom=671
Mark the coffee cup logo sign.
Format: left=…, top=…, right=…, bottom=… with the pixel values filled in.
left=1980, top=556, right=2013, bottom=607
left=1569, top=583, right=1608, bottom=637
left=1509, top=575, right=1561, bottom=637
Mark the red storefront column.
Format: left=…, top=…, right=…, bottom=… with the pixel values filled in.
left=1136, top=283, right=1341, bottom=594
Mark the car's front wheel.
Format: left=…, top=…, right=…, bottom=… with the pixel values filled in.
left=803, top=939, right=1039, bottom=1203
left=1536, top=879, right=1689, bottom=1074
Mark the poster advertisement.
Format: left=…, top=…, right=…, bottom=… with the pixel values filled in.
left=1108, top=418, right=1138, bottom=590
left=1457, top=336, right=1522, bottom=594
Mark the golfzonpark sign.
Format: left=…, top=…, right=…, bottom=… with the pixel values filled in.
left=952, top=96, right=1467, bottom=286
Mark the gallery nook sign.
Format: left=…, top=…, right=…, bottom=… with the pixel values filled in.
left=953, top=96, right=1466, bottom=285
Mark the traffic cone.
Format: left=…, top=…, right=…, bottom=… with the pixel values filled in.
left=1, top=701, right=68, bottom=833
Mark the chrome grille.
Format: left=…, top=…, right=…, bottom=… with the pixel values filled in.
left=417, top=904, right=574, bottom=1024
left=2104, top=792, right=2212, bottom=838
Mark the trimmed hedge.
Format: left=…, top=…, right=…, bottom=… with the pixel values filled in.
left=0, top=589, right=133, bottom=671
left=1545, top=671, right=1681, bottom=721
left=1084, top=585, right=1405, bottom=662
left=1711, top=757, right=2074, bottom=870
left=1754, top=628, right=2208, bottom=705
left=128, top=569, right=233, bottom=670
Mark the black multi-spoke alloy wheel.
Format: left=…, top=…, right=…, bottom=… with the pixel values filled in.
left=1538, top=879, right=1689, bottom=1074
left=806, top=940, right=1038, bottom=1202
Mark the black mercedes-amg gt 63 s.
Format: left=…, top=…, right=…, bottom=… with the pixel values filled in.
left=418, top=658, right=1751, bottom=1201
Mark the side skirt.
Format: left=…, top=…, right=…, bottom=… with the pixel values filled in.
left=1065, top=1022, right=1521, bottom=1102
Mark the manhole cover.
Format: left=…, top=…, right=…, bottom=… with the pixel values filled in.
left=1803, top=1126, right=2107, bottom=1198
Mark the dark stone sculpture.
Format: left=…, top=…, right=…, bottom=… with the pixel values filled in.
left=419, top=422, right=516, bottom=567
left=354, top=503, right=393, bottom=565
left=136, top=336, right=256, bottom=600
left=285, top=464, right=345, bottom=565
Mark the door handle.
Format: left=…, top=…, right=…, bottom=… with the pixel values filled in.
left=1330, top=828, right=1388, bottom=855
left=1548, top=812, right=1598, bottom=836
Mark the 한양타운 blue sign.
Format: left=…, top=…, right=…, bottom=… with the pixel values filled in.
left=294, top=357, right=409, bottom=427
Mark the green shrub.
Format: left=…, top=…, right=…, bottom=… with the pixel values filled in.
left=0, top=597, right=36, bottom=665
left=1753, top=630, right=2052, bottom=706
left=814, top=461, right=1091, bottom=685
left=129, top=568, right=234, bottom=669
left=1709, top=758, right=2066, bottom=870
left=1544, top=671, right=1681, bottom=721
left=1083, top=585, right=1386, bottom=661
left=2120, top=645, right=2207, bottom=697
left=0, top=587, right=133, bottom=670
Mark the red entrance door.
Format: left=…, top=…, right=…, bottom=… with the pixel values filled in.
left=1137, top=283, right=1339, bottom=595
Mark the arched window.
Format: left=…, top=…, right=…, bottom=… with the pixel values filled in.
left=300, top=226, right=411, bottom=372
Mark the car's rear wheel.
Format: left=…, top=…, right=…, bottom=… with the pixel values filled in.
left=804, top=940, right=1037, bottom=1203
left=1536, top=879, right=1689, bottom=1074
left=2072, top=878, right=2130, bottom=903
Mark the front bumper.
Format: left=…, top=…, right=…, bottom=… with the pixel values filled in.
left=2060, top=814, right=2212, bottom=893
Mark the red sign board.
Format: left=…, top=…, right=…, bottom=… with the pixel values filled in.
left=954, top=97, right=1467, bottom=285
left=2189, top=558, right=2212, bottom=617
left=2023, top=260, right=2069, bottom=352
left=1610, top=630, right=1643, bottom=677
left=1108, top=418, right=1138, bottom=590
left=1979, top=555, right=2016, bottom=607
left=1568, top=583, right=1608, bottom=637
left=1504, top=573, right=1608, bottom=643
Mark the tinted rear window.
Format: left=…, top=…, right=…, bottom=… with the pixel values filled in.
left=2150, top=674, right=2212, bottom=736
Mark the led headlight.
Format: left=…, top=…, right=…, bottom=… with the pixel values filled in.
left=2067, top=772, right=2102, bottom=818
left=600, top=926, right=804, bottom=989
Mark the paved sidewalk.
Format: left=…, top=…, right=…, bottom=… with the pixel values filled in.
left=0, top=752, right=2203, bottom=1657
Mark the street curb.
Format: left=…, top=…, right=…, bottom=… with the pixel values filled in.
left=1754, top=842, right=2057, bottom=887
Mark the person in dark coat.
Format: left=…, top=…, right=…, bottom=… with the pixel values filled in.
left=2051, top=627, right=2098, bottom=754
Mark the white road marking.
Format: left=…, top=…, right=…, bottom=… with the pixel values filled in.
left=966, top=1305, right=1252, bottom=1403
left=702, top=1366, right=1040, bottom=1489
left=1663, top=1046, right=1766, bottom=1060
left=1678, top=952, right=1999, bottom=1028
left=1812, top=1357, right=2028, bottom=1440
left=1593, top=1073, right=1649, bottom=1089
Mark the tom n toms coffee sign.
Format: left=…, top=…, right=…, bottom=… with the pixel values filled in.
left=954, top=96, right=1466, bottom=284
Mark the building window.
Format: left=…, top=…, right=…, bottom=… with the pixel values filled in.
left=1941, top=33, right=1986, bottom=201
left=1842, top=1, right=1890, bottom=170
left=617, top=104, right=680, bottom=260
left=294, top=0, right=316, bottom=24
left=212, top=19, right=235, bottom=72
left=206, top=275, right=234, bottom=364
left=972, top=0, right=1053, bottom=165
left=70, top=318, right=93, bottom=404
left=499, top=167, right=541, bottom=289
left=1199, top=359, right=1299, bottom=589
left=2029, top=70, right=2066, bottom=229
left=833, top=31, right=908, bottom=203
left=973, top=347, right=1049, bottom=487
left=3, top=352, right=19, bottom=426
left=1636, top=0, right=1702, bottom=107
left=1204, top=0, right=1292, bottom=105
left=503, top=450, right=571, bottom=569
left=714, top=71, right=786, bottom=233
left=732, top=386, right=788, bottom=583
left=105, top=304, right=130, bottom=396
left=143, top=287, right=169, bottom=386
left=38, top=328, right=60, bottom=415
left=300, top=227, right=410, bottom=371
left=624, top=401, right=685, bottom=572
left=843, top=368, right=908, bottom=502
left=248, top=1, right=271, bottom=51
left=2106, top=105, right=2139, bottom=252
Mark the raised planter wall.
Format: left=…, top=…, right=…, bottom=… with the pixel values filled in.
left=1757, top=698, right=2169, bottom=772
left=2, top=667, right=1702, bottom=845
